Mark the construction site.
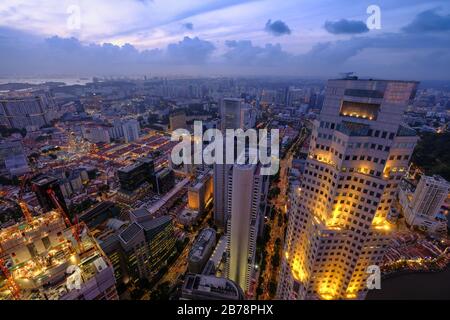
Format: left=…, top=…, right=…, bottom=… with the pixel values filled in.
left=0, top=175, right=118, bottom=300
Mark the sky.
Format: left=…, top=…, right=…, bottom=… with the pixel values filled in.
left=0, top=0, right=450, bottom=80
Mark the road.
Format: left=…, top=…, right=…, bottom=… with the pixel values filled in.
left=259, top=126, right=310, bottom=300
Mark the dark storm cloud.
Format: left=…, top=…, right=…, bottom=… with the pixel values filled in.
left=264, top=19, right=292, bottom=36
left=402, top=9, right=450, bottom=33
left=324, top=19, right=369, bottom=34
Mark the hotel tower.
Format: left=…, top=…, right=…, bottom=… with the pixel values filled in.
left=277, top=78, right=419, bottom=300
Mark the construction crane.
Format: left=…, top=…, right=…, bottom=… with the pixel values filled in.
left=46, top=189, right=82, bottom=250
left=0, top=253, right=20, bottom=300
left=18, top=174, right=33, bottom=223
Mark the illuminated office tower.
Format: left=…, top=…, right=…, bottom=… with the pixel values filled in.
left=226, top=164, right=269, bottom=294
left=277, top=78, right=419, bottom=300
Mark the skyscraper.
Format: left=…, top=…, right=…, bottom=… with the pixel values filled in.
left=32, top=175, right=68, bottom=213
left=220, top=98, right=244, bottom=131
left=214, top=98, right=258, bottom=228
left=226, top=164, right=269, bottom=294
left=277, top=78, right=419, bottom=300
left=169, top=110, right=187, bottom=131
left=213, top=98, right=245, bottom=229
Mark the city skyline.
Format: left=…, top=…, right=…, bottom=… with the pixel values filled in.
left=1, top=0, right=450, bottom=308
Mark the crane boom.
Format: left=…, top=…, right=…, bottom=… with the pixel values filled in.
left=18, top=174, right=33, bottom=223
left=46, top=189, right=82, bottom=248
left=0, top=254, right=20, bottom=300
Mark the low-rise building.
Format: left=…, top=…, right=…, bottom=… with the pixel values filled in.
left=188, top=228, right=216, bottom=274
left=181, top=274, right=244, bottom=300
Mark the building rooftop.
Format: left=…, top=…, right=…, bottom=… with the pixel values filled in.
left=182, top=274, right=244, bottom=300
left=119, top=222, right=143, bottom=243
left=189, top=228, right=216, bottom=263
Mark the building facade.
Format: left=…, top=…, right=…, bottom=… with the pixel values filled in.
left=277, top=78, right=419, bottom=300
left=226, top=164, right=269, bottom=294
left=400, top=174, right=450, bottom=235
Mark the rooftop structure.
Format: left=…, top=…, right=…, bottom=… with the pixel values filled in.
left=181, top=274, right=244, bottom=300
left=188, top=228, right=216, bottom=274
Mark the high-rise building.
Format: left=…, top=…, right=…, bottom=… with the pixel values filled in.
left=116, top=215, right=177, bottom=281
left=122, top=119, right=140, bottom=143
left=277, top=78, right=419, bottom=300
left=410, top=175, right=449, bottom=218
left=187, top=171, right=213, bottom=215
left=214, top=98, right=246, bottom=229
left=116, top=157, right=155, bottom=203
left=169, top=110, right=187, bottom=131
left=0, top=139, right=30, bottom=178
left=154, top=167, right=175, bottom=194
left=32, top=175, right=68, bottom=213
left=213, top=163, right=232, bottom=229
left=399, top=174, right=450, bottom=234
left=226, top=164, right=269, bottom=294
left=117, top=157, right=155, bottom=192
left=0, top=92, right=57, bottom=130
left=220, top=98, right=244, bottom=131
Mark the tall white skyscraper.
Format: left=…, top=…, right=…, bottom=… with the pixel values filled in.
left=226, top=164, right=269, bottom=294
left=277, top=78, right=419, bottom=300
left=214, top=98, right=245, bottom=228
left=122, top=119, right=140, bottom=143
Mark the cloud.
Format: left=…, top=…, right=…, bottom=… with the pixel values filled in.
left=224, top=40, right=292, bottom=65
left=264, top=19, right=291, bottom=36
left=1, top=17, right=450, bottom=80
left=166, top=36, right=215, bottom=64
left=0, top=28, right=212, bottom=75
left=183, top=22, right=194, bottom=30
left=324, top=19, right=369, bottom=34
left=402, top=9, right=450, bottom=33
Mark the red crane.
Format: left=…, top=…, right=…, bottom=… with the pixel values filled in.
left=0, top=253, right=20, bottom=300
left=18, top=174, right=34, bottom=223
left=46, top=189, right=82, bottom=249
